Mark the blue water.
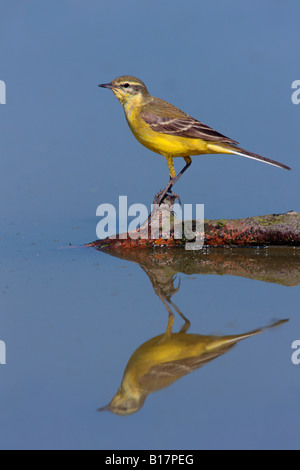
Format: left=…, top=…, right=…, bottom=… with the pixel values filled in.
left=0, top=0, right=299, bottom=450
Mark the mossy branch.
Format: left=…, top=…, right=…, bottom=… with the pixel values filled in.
left=87, top=196, right=300, bottom=249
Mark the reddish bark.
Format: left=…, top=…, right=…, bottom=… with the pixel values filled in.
left=87, top=197, right=300, bottom=249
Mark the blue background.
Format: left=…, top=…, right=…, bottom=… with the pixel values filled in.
left=0, top=0, right=299, bottom=450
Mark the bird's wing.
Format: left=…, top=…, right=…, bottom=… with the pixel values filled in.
left=140, top=98, right=238, bottom=144
left=139, top=344, right=235, bottom=392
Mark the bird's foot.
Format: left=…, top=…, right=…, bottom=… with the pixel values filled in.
left=153, top=187, right=181, bottom=206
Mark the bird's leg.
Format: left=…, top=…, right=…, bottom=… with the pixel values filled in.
left=153, top=178, right=180, bottom=206
left=154, top=156, right=192, bottom=206
left=153, top=156, right=177, bottom=205
left=168, top=298, right=191, bottom=334
left=169, top=156, right=192, bottom=191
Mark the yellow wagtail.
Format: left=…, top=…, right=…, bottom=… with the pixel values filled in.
left=99, top=76, right=291, bottom=204
left=98, top=315, right=288, bottom=415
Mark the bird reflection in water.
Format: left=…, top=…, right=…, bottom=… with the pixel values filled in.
left=97, top=249, right=288, bottom=416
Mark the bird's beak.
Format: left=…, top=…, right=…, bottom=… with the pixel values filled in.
left=98, top=82, right=114, bottom=89
left=97, top=404, right=110, bottom=412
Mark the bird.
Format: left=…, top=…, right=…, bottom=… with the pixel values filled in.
left=98, top=313, right=288, bottom=415
left=99, top=76, right=291, bottom=205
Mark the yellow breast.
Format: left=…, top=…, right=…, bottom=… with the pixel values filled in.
left=123, top=99, right=209, bottom=158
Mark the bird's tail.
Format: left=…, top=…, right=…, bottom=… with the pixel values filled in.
left=206, top=319, right=289, bottom=352
left=207, top=143, right=291, bottom=170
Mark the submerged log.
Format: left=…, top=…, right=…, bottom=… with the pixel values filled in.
left=87, top=196, right=300, bottom=249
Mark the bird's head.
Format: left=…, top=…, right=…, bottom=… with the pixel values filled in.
left=97, top=388, right=146, bottom=416
left=99, top=75, right=149, bottom=106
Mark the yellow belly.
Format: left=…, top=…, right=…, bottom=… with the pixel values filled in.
left=125, top=109, right=210, bottom=158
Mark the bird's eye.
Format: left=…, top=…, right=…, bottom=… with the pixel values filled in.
left=123, top=83, right=130, bottom=88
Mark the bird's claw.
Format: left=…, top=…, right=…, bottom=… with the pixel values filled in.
left=153, top=188, right=181, bottom=206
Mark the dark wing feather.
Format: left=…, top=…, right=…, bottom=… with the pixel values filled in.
left=140, top=98, right=291, bottom=170
left=140, top=109, right=238, bottom=144
left=139, top=345, right=235, bottom=392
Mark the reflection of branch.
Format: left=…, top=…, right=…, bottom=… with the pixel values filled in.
left=92, top=245, right=300, bottom=287
left=140, top=264, right=190, bottom=333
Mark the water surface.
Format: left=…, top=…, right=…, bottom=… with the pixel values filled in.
left=1, top=233, right=299, bottom=449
